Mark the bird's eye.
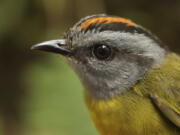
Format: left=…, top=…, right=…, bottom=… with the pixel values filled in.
left=93, top=44, right=113, bottom=60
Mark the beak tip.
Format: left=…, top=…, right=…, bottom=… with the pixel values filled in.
left=30, top=44, right=45, bottom=51
left=30, top=45, right=41, bottom=52
left=30, top=45, right=36, bottom=50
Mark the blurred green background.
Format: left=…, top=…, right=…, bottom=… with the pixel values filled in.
left=0, top=0, right=180, bottom=135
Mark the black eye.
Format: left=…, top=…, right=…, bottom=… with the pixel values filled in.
left=93, top=44, right=112, bottom=60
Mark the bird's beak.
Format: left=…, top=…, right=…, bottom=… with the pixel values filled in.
left=31, top=39, right=73, bottom=56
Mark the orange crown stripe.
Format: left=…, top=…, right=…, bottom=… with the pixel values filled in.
left=80, top=17, right=136, bottom=30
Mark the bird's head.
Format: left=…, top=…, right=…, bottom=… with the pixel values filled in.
left=32, top=14, right=167, bottom=99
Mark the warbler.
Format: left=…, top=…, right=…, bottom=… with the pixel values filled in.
left=31, top=14, right=180, bottom=135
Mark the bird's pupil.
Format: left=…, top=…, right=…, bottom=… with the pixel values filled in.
left=93, top=45, right=112, bottom=60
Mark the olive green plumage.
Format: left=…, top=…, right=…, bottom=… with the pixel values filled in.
left=85, top=53, right=180, bottom=135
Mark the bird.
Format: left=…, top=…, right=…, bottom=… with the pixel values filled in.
left=31, top=14, right=180, bottom=135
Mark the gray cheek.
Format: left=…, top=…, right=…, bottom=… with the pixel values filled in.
left=69, top=56, right=145, bottom=99
left=88, top=62, right=142, bottom=99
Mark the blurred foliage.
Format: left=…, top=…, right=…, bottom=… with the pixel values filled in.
left=22, top=56, right=97, bottom=135
left=0, top=0, right=180, bottom=135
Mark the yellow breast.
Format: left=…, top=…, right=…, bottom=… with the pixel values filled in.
left=84, top=92, right=174, bottom=135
